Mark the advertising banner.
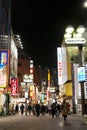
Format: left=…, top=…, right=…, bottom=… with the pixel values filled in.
left=65, top=82, right=73, bottom=96
left=0, top=50, right=9, bottom=88
left=11, top=78, right=18, bottom=95
left=78, top=67, right=85, bottom=82
left=57, top=47, right=62, bottom=85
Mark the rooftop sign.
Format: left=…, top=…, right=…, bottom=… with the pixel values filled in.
left=65, top=38, right=86, bottom=44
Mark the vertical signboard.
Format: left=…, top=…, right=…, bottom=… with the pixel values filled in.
left=78, top=67, right=85, bottom=82
left=0, top=50, right=9, bottom=88
left=62, top=47, right=68, bottom=84
left=11, top=78, right=18, bottom=95
left=84, top=82, right=87, bottom=99
left=57, top=47, right=62, bottom=85
left=10, top=39, right=18, bottom=78
left=46, top=70, right=50, bottom=101
left=65, top=82, right=73, bottom=96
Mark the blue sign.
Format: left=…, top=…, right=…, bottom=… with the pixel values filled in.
left=78, top=67, right=85, bottom=82
left=0, top=50, right=8, bottom=66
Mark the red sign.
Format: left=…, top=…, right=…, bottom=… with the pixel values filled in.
left=11, top=78, right=18, bottom=95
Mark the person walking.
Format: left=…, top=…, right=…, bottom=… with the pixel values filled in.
left=27, top=103, right=32, bottom=115
left=35, top=102, right=40, bottom=117
left=20, top=104, right=24, bottom=115
left=12, top=104, right=15, bottom=115
left=51, top=103, right=56, bottom=118
left=40, top=103, right=45, bottom=115
left=55, top=103, right=61, bottom=118
left=48, top=103, right=51, bottom=115
left=32, top=104, right=36, bottom=116
left=15, top=103, right=19, bottom=114
left=61, top=99, right=68, bottom=121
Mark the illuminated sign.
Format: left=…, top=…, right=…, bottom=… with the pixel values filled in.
left=65, top=38, right=86, bottom=44
left=23, top=74, right=33, bottom=83
left=78, top=67, right=85, bottom=82
left=30, top=68, right=33, bottom=73
left=0, top=51, right=8, bottom=65
left=0, top=50, right=9, bottom=88
left=48, top=70, right=50, bottom=81
left=11, top=78, right=18, bottom=95
left=57, top=47, right=62, bottom=85
left=25, top=91, right=28, bottom=98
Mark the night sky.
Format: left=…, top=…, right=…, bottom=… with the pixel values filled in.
left=11, top=0, right=85, bottom=68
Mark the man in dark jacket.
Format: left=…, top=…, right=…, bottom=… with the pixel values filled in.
left=20, top=104, right=24, bottom=115
left=35, top=102, right=40, bottom=117
left=51, top=103, right=56, bottom=118
left=27, top=103, right=32, bottom=115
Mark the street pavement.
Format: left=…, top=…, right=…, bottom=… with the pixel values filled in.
left=0, top=113, right=87, bottom=130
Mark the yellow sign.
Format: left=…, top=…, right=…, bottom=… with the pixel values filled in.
left=65, top=82, right=73, bottom=96
left=48, top=70, right=50, bottom=81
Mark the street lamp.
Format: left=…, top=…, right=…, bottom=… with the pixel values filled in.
left=64, top=25, right=86, bottom=116
left=23, top=74, right=34, bottom=115
left=84, top=0, right=87, bottom=8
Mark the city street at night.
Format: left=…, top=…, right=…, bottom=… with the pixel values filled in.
left=0, top=1, right=87, bottom=130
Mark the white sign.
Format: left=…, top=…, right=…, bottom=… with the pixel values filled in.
left=84, top=82, right=87, bottom=99
left=25, top=91, right=28, bottom=98
left=57, top=47, right=62, bottom=85
left=49, top=88, right=55, bottom=92
left=65, top=38, right=86, bottom=44
left=23, top=79, right=33, bottom=83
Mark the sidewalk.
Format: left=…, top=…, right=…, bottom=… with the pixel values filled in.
left=0, top=113, right=18, bottom=118
left=81, top=114, right=87, bottom=125
left=70, top=113, right=87, bottom=125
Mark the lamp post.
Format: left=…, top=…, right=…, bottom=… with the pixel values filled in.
left=83, top=0, right=87, bottom=8
left=23, top=74, right=34, bottom=115
left=64, top=25, right=86, bottom=116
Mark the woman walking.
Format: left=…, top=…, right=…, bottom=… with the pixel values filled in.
left=61, top=99, right=68, bottom=121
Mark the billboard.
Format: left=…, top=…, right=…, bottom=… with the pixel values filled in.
left=65, top=82, right=73, bottom=96
left=0, top=50, right=9, bottom=88
left=78, top=67, right=85, bottom=82
left=57, top=47, right=62, bottom=85
left=10, top=38, right=18, bottom=78
left=11, top=78, right=18, bottom=95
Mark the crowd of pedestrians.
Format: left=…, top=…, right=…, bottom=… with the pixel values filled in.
left=15, top=103, right=25, bottom=115
left=11, top=99, right=70, bottom=121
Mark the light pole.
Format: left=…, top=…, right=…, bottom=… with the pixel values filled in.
left=64, top=25, right=86, bottom=116
left=83, top=0, right=87, bottom=8
left=23, top=74, right=34, bottom=115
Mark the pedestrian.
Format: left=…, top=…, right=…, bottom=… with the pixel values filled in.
left=12, top=104, right=15, bottom=115
left=35, top=101, right=40, bottom=117
left=27, top=103, right=32, bottom=115
left=15, top=103, right=19, bottom=114
left=40, top=103, right=45, bottom=115
left=51, top=103, right=56, bottom=118
left=20, top=104, right=24, bottom=115
left=48, top=103, right=51, bottom=115
left=61, top=99, right=68, bottom=121
left=55, top=103, right=61, bottom=118
left=32, top=104, right=36, bottom=116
